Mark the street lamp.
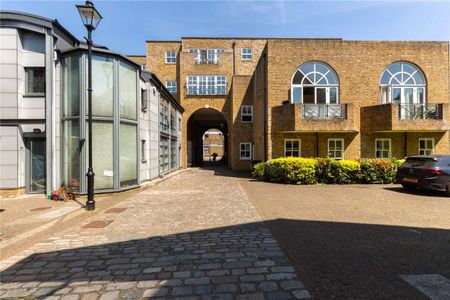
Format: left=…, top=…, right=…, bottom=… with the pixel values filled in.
left=76, top=0, right=102, bottom=211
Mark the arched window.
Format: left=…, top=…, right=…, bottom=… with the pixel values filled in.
left=291, top=61, right=339, bottom=104
left=379, top=62, right=426, bottom=104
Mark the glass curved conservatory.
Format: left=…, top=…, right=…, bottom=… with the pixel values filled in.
left=62, top=51, right=139, bottom=193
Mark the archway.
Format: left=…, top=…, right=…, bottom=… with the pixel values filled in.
left=187, top=108, right=228, bottom=167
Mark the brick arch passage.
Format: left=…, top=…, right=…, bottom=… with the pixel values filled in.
left=187, top=108, right=228, bottom=167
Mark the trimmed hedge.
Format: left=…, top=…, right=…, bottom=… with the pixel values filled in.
left=252, top=157, right=405, bottom=185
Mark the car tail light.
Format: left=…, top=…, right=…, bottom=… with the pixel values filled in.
left=423, top=168, right=445, bottom=175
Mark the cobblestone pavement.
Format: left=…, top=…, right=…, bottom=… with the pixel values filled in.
left=0, top=167, right=310, bottom=299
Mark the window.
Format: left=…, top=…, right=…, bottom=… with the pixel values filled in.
left=165, top=51, right=176, bottom=64
left=189, top=48, right=223, bottom=64
left=241, top=105, right=253, bottom=122
left=379, top=62, right=426, bottom=105
left=291, top=61, right=339, bottom=105
left=419, top=138, right=434, bottom=155
left=141, top=140, right=146, bottom=162
left=240, top=143, right=252, bottom=160
left=285, top=139, right=301, bottom=157
left=141, top=89, right=148, bottom=110
left=166, top=81, right=177, bottom=93
left=242, top=48, right=252, bottom=60
left=328, top=139, right=344, bottom=160
left=187, top=75, right=227, bottom=95
left=375, top=138, right=391, bottom=159
left=25, top=67, right=45, bottom=95
left=119, top=62, right=137, bottom=120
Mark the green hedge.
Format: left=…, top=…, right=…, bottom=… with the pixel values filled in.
left=252, top=157, right=405, bottom=185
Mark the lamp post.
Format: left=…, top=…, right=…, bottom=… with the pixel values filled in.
left=76, top=0, right=102, bottom=211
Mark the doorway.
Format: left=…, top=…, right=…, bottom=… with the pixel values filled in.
left=187, top=108, right=228, bottom=167
left=26, top=138, right=46, bottom=193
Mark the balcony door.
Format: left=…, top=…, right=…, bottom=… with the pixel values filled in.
left=304, top=87, right=340, bottom=118
left=394, top=87, right=425, bottom=118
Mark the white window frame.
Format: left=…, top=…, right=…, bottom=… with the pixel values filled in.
left=290, top=61, right=339, bottom=105
left=379, top=62, right=426, bottom=104
left=240, top=143, right=252, bottom=160
left=375, top=138, right=391, bottom=159
left=328, top=138, right=344, bottom=160
left=241, top=48, right=253, bottom=61
left=284, top=139, right=301, bottom=157
left=165, top=50, right=176, bottom=64
left=241, top=105, right=253, bottom=123
left=166, top=81, right=177, bottom=93
left=186, top=75, right=227, bottom=95
left=418, top=138, right=435, bottom=156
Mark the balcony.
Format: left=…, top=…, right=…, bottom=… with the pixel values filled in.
left=194, top=57, right=219, bottom=65
left=361, top=103, right=449, bottom=132
left=186, top=86, right=228, bottom=97
left=271, top=103, right=357, bottom=132
left=302, top=104, right=347, bottom=120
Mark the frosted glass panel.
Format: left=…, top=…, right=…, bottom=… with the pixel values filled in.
left=87, top=122, right=114, bottom=189
left=120, top=123, right=137, bottom=187
left=63, top=121, right=80, bottom=191
left=92, top=56, right=114, bottom=117
left=119, top=62, right=137, bottom=120
left=63, top=56, right=79, bottom=117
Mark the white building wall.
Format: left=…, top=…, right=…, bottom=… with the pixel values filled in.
left=149, top=84, right=160, bottom=179
left=0, top=27, right=19, bottom=120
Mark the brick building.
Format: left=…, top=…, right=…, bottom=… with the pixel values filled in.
left=136, top=38, right=450, bottom=171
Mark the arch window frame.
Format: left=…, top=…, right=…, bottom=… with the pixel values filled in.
left=291, top=61, right=340, bottom=105
left=379, top=62, right=426, bottom=105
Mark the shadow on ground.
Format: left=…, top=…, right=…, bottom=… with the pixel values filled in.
left=382, top=186, right=448, bottom=198
left=1, top=219, right=449, bottom=299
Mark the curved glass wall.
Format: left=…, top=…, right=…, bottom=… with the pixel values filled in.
left=61, top=52, right=139, bottom=193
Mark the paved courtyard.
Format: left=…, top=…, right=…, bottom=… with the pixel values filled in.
left=241, top=180, right=450, bottom=299
left=0, top=168, right=310, bottom=299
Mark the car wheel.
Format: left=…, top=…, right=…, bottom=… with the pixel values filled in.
left=401, top=183, right=415, bottom=190
left=446, top=182, right=450, bottom=197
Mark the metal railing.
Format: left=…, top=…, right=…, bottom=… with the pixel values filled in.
left=186, top=86, right=227, bottom=96
left=399, top=104, right=441, bottom=120
left=302, top=104, right=347, bottom=120
left=194, top=57, right=220, bottom=64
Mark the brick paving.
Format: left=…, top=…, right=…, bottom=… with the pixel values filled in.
left=241, top=180, right=450, bottom=299
left=0, top=167, right=310, bottom=299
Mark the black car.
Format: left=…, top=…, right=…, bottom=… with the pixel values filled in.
left=397, top=155, right=450, bottom=195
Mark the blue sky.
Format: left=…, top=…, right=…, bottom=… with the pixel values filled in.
left=1, top=1, right=449, bottom=55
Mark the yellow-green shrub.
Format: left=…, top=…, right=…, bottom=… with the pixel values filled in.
left=264, top=157, right=317, bottom=184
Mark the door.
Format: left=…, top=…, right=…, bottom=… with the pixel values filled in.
left=28, top=139, right=46, bottom=193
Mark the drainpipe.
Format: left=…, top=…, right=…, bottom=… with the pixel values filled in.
left=263, top=52, right=268, bottom=161
left=232, top=42, right=236, bottom=76
left=316, top=132, right=319, bottom=157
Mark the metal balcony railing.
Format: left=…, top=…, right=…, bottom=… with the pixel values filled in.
left=399, top=104, right=441, bottom=120
left=186, top=86, right=227, bottom=96
left=302, top=104, right=347, bottom=120
left=194, top=57, right=220, bottom=64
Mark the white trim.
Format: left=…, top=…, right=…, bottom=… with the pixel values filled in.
left=241, top=105, right=253, bottom=123
left=165, top=50, right=176, bottom=64
left=418, top=138, right=435, bottom=155
left=166, top=80, right=177, bottom=93
left=284, top=139, right=301, bottom=157
left=375, top=138, right=392, bottom=159
left=327, top=138, right=344, bottom=160
left=241, top=48, right=253, bottom=61
left=239, top=143, right=252, bottom=160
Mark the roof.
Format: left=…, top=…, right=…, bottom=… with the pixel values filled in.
left=0, top=10, right=79, bottom=44
left=60, top=44, right=141, bottom=69
left=141, top=70, right=184, bottom=113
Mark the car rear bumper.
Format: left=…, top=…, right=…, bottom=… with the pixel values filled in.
left=396, top=175, right=447, bottom=192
